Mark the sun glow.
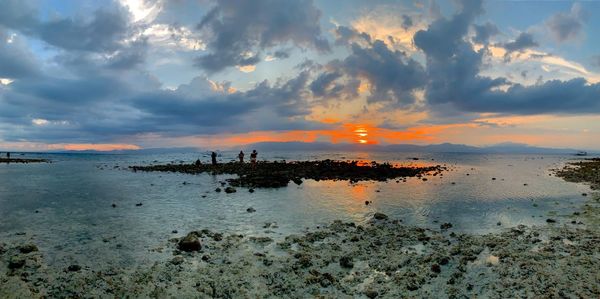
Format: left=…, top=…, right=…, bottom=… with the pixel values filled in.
left=354, top=126, right=371, bottom=144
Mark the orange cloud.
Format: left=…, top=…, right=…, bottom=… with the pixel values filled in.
left=142, top=122, right=480, bottom=149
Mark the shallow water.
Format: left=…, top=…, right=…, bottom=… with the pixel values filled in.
left=0, top=151, right=592, bottom=267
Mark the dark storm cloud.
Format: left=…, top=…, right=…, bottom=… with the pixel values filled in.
left=0, top=69, right=324, bottom=142
left=458, top=78, right=600, bottom=114
left=501, top=32, right=538, bottom=54
left=412, top=0, right=600, bottom=115
left=340, top=41, right=427, bottom=105
left=195, top=0, right=330, bottom=72
left=401, top=15, right=413, bottom=30
left=545, top=3, right=585, bottom=43
left=320, top=26, right=427, bottom=106
left=131, top=92, right=257, bottom=129
left=473, top=22, right=498, bottom=44
left=272, top=50, right=290, bottom=59
left=0, top=29, right=39, bottom=78
left=106, top=39, right=148, bottom=70
left=309, top=71, right=344, bottom=97
left=333, top=26, right=371, bottom=45
left=122, top=72, right=321, bottom=136
left=9, top=75, right=127, bottom=104
left=0, top=0, right=131, bottom=53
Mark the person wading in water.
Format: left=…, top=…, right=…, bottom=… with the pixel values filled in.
left=250, top=150, right=257, bottom=169
left=211, top=151, right=217, bottom=165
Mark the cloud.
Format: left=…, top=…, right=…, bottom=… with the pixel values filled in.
left=412, top=0, right=600, bottom=115
left=338, top=40, right=427, bottom=106
left=0, top=29, right=40, bottom=78
left=501, top=32, right=538, bottom=54
left=309, top=71, right=344, bottom=97
left=333, top=25, right=371, bottom=46
left=323, top=25, right=428, bottom=106
left=593, top=55, right=600, bottom=69
left=0, top=0, right=132, bottom=53
left=459, top=78, right=600, bottom=114
left=0, top=68, right=326, bottom=143
left=473, top=22, right=498, bottom=44
left=401, top=15, right=413, bottom=30
left=195, top=0, right=330, bottom=72
left=545, top=3, right=585, bottom=43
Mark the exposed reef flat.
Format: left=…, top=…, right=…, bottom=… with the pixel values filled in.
left=1, top=216, right=598, bottom=298
left=1, top=160, right=598, bottom=298
left=0, top=158, right=48, bottom=164
left=554, top=158, right=600, bottom=227
left=555, top=158, right=600, bottom=190
left=130, top=160, right=447, bottom=188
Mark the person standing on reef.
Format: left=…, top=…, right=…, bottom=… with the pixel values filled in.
left=195, top=158, right=202, bottom=167
left=238, top=151, right=245, bottom=163
left=211, top=151, right=217, bottom=165
left=250, top=150, right=257, bottom=169
left=6, top=152, right=10, bottom=159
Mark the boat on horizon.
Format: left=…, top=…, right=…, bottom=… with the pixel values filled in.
left=576, top=151, right=588, bottom=156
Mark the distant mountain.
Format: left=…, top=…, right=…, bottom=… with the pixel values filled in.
left=33, top=142, right=594, bottom=155
left=247, top=141, right=590, bottom=154
left=55, top=147, right=201, bottom=155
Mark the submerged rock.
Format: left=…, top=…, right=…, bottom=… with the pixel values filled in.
left=373, top=212, right=388, bottom=220
left=67, top=264, right=81, bottom=272
left=8, top=256, right=25, bottom=269
left=178, top=233, right=201, bottom=252
left=18, top=243, right=38, bottom=254
left=247, top=207, right=256, bottom=213
left=170, top=256, right=184, bottom=265
left=365, top=290, right=379, bottom=299
left=440, top=223, right=453, bottom=230
left=339, top=256, right=354, bottom=268
left=224, top=187, right=236, bottom=193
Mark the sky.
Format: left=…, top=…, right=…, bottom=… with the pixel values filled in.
left=1, top=0, right=600, bottom=151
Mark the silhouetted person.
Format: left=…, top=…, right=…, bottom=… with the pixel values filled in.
left=6, top=152, right=9, bottom=159
left=250, top=150, right=257, bottom=169
left=238, top=151, right=245, bottom=163
left=211, top=151, right=217, bottom=165
left=195, top=159, right=201, bottom=167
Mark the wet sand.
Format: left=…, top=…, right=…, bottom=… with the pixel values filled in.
left=1, top=159, right=599, bottom=298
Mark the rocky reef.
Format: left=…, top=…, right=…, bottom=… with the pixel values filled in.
left=1, top=215, right=598, bottom=298
left=555, top=158, right=600, bottom=190
left=130, top=160, right=446, bottom=188
left=0, top=158, right=48, bottom=164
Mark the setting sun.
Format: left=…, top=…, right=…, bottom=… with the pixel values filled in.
left=354, top=127, right=370, bottom=144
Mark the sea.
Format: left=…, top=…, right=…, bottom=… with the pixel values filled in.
left=0, top=151, right=592, bottom=268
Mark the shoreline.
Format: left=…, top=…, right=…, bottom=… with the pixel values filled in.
left=1, top=159, right=598, bottom=297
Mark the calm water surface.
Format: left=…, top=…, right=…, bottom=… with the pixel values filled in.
left=0, top=151, right=592, bottom=267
